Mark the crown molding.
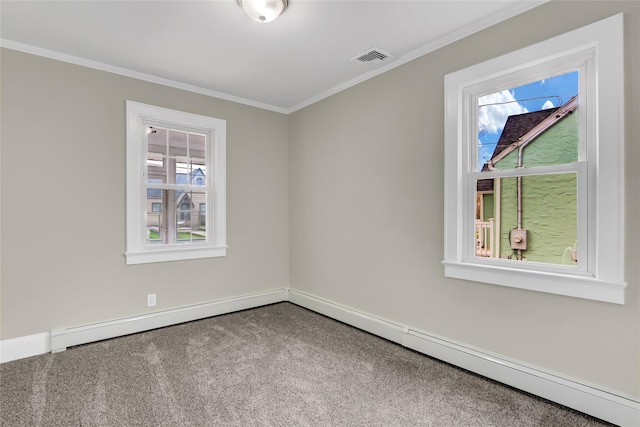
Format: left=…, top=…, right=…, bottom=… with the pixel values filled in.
left=1, top=1, right=547, bottom=115
left=0, top=39, right=289, bottom=115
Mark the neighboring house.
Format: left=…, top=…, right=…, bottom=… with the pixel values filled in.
left=146, top=168, right=207, bottom=231
left=477, top=96, right=578, bottom=264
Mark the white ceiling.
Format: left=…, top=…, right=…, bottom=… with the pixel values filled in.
left=0, top=1, right=544, bottom=113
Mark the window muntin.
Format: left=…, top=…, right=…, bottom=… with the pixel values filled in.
left=443, top=14, right=625, bottom=303
left=126, top=101, right=226, bottom=265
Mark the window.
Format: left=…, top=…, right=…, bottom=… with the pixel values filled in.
left=443, top=14, right=626, bottom=303
left=126, top=101, right=226, bottom=264
left=476, top=71, right=579, bottom=265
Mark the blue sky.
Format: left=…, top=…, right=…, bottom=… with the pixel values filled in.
left=477, top=71, right=579, bottom=170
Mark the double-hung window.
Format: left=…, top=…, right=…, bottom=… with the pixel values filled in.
left=443, top=14, right=626, bottom=303
left=126, top=101, right=226, bottom=265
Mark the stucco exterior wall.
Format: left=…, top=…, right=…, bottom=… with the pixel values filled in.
left=495, top=110, right=578, bottom=263
left=495, top=111, right=579, bottom=169
left=497, top=174, right=577, bottom=263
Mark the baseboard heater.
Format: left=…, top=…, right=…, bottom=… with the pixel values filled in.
left=288, top=289, right=640, bottom=427
left=50, top=288, right=288, bottom=352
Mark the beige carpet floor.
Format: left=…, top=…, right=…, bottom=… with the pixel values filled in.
left=0, top=302, right=612, bottom=426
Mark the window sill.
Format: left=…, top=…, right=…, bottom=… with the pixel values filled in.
left=126, top=246, right=227, bottom=265
left=442, top=261, right=626, bottom=304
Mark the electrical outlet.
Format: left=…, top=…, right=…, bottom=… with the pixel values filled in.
left=147, top=293, right=157, bottom=307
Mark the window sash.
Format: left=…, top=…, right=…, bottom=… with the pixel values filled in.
left=465, top=162, right=588, bottom=273
left=464, top=55, right=592, bottom=174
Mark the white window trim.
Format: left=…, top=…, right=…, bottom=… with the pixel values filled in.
left=443, top=14, right=626, bottom=304
left=125, top=101, right=227, bottom=265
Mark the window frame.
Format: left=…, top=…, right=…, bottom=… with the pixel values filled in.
left=443, top=14, right=626, bottom=304
left=126, top=101, right=227, bottom=265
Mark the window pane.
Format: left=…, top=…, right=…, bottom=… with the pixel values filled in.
left=146, top=178, right=162, bottom=199
left=478, top=71, right=579, bottom=172
left=168, top=130, right=188, bottom=157
left=189, top=133, right=206, bottom=159
left=190, top=157, right=206, bottom=186
left=146, top=189, right=207, bottom=244
left=475, top=173, right=577, bottom=266
left=147, top=127, right=167, bottom=178
left=176, top=190, right=206, bottom=243
left=148, top=128, right=207, bottom=187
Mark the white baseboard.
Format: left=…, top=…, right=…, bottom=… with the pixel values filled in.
left=50, top=288, right=288, bottom=352
left=0, top=289, right=287, bottom=361
left=0, top=332, right=51, bottom=363
left=288, top=287, right=406, bottom=344
left=288, top=289, right=640, bottom=427
left=2, top=289, right=288, bottom=361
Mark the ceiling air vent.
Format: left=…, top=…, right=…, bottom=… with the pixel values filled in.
left=351, top=48, right=393, bottom=64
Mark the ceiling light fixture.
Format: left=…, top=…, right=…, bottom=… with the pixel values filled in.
left=237, top=0, right=288, bottom=24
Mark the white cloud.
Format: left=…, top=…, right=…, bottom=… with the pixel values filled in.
left=541, top=99, right=555, bottom=110
left=478, top=90, right=528, bottom=135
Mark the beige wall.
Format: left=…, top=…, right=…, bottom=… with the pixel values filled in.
left=0, top=49, right=290, bottom=338
left=289, top=1, right=639, bottom=398
left=1, top=0, right=638, bottom=402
